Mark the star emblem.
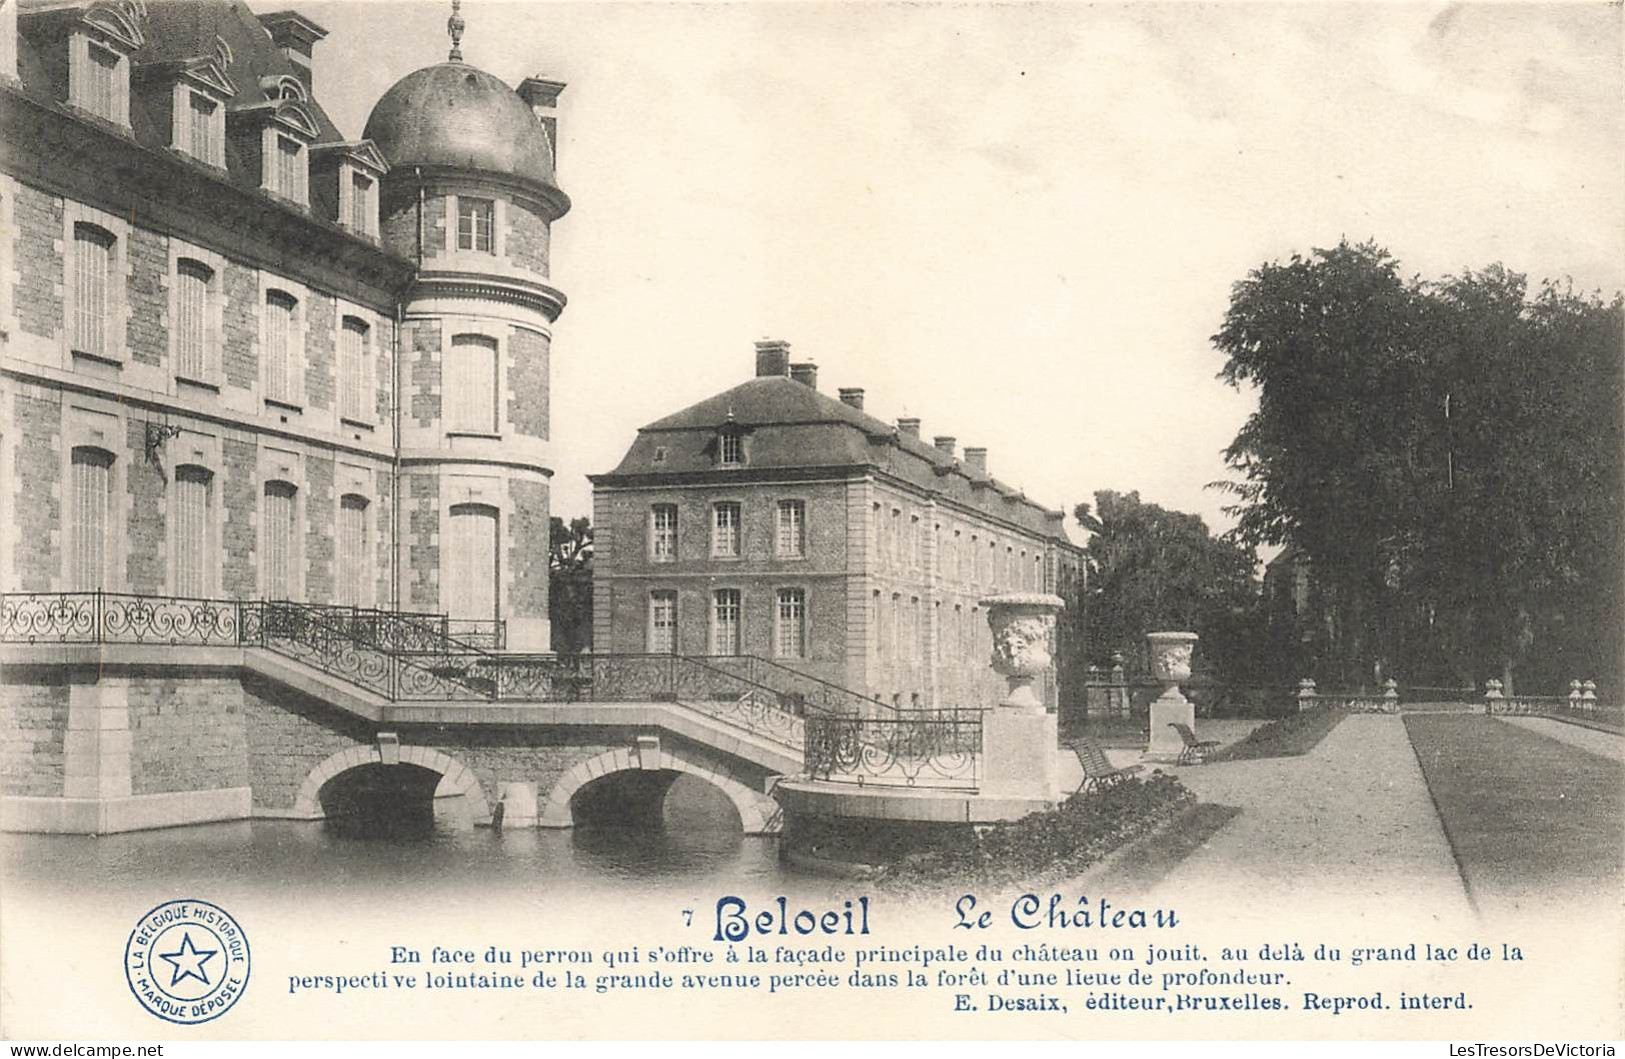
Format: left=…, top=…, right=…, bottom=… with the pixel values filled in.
left=158, top=931, right=218, bottom=990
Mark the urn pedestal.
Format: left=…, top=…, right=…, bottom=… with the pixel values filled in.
left=979, top=594, right=1065, bottom=799
left=1143, top=631, right=1199, bottom=764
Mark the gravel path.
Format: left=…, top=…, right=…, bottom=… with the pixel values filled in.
left=1493, top=715, right=1622, bottom=761
left=1136, top=714, right=1475, bottom=928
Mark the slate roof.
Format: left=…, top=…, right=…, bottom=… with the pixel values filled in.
left=597, top=374, right=1076, bottom=542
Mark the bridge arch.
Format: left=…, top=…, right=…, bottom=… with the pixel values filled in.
left=539, top=746, right=778, bottom=835
left=293, top=745, right=493, bottom=825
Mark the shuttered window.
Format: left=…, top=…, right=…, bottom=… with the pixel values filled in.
left=175, top=260, right=212, bottom=380
left=264, top=291, right=297, bottom=402
left=83, top=43, right=119, bottom=121
left=73, top=224, right=114, bottom=357
left=173, top=467, right=212, bottom=597
left=448, top=504, right=499, bottom=622
left=264, top=481, right=297, bottom=599
left=340, top=317, right=369, bottom=420
left=276, top=136, right=305, bottom=204
left=70, top=448, right=113, bottom=590
left=447, top=334, right=498, bottom=433
left=337, top=495, right=368, bottom=606
left=188, top=93, right=219, bottom=165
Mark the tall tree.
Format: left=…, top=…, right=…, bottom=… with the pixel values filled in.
left=1213, top=240, right=1623, bottom=690
left=1076, top=490, right=1264, bottom=684
left=548, top=517, right=593, bottom=654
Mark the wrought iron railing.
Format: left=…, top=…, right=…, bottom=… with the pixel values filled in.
left=2, top=591, right=243, bottom=646
left=803, top=711, right=983, bottom=790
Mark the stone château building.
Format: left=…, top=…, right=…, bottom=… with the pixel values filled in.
left=0, top=0, right=567, bottom=649
left=590, top=340, right=1087, bottom=712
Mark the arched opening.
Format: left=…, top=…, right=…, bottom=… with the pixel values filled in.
left=318, top=762, right=442, bottom=839
left=567, top=770, right=745, bottom=875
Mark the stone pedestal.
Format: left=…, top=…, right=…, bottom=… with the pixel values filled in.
left=1145, top=691, right=1195, bottom=764
left=497, top=781, right=538, bottom=829
left=981, top=709, right=1059, bottom=801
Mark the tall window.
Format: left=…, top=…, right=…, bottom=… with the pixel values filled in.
left=188, top=93, right=219, bottom=166
left=457, top=197, right=494, bottom=252
left=776, top=500, right=805, bottom=557
left=73, top=224, right=114, bottom=357
left=911, top=515, right=922, bottom=568
left=70, top=447, right=113, bottom=590
left=275, top=136, right=305, bottom=204
left=448, top=504, right=499, bottom=622
left=890, top=594, right=902, bottom=661
left=710, top=589, right=741, bottom=655
left=776, top=588, right=805, bottom=659
left=349, top=173, right=373, bottom=234
left=175, top=260, right=212, bottom=380
left=711, top=502, right=741, bottom=558
left=263, top=291, right=298, bottom=402
left=446, top=334, right=498, bottom=433
left=718, top=430, right=743, bottom=466
left=339, top=317, right=369, bottom=421
left=83, top=43, right=119, bottom=121
left=263, top=481, right=298, bottom=599
left=648, top=591, right=677, bottom=654
left=649, top=504, right=677, bottom=562
left=173, top=466, right=213, bottom=597
left=337, top=495, right=368, bottom=606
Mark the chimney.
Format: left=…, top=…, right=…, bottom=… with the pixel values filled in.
left=933, top=435, right=956, bottom=457
left=963, top=447, right=988, bottom=475
left=754, top=339, right=791, bottom=378
left=518, top=77, right=566, bottom=160
left=257, top=11, right=329, bottom=92
left=837, top=388, right=865, bottom=411
left=896, top=417, right=921, bottom=440
left=789, top=362, right=818, bottom=390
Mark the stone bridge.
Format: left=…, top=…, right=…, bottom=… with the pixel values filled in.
left=0, top=594, right=833, bottom=836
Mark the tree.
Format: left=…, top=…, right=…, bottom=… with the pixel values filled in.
left=1213, top=240, right=1623, bottom=691
left=1075, top=490, right=1266, bottom=685
left=548, top=517, right=593, bottom=654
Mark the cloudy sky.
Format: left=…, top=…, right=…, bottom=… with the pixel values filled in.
left=304, top=0, right=1624, bottom=540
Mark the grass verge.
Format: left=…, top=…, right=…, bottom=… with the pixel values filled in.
left=1206, top=707, right=1347, bottom=762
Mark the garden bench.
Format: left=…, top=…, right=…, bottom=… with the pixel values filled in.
left=1068, top=738, right=1143, bottom=792
left=1169, top=722, right=1220, bottom=765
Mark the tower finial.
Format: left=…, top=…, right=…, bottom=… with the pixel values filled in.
left=447, top=0, right=465, bottom=62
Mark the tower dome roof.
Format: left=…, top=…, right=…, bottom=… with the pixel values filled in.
left=364, top=61, right=561, bottom=198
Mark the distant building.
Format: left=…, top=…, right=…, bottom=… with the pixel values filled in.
left=590, top=340, right=1086, bottom=711
left=0, top=0, right=568, bottom=649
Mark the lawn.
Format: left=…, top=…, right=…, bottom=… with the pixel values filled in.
left=1403, top=714, right=1622, bottom=906
left=1205, top=706, right=1347, bottom=762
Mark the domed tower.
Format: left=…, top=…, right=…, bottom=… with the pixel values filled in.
left=364, top=6, right=568, bottom=651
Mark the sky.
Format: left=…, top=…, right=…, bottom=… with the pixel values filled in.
left=302, top=0, right=1625, bottom=542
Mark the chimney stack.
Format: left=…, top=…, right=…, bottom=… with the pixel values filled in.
left=789, top=362, right=818, bottom=390
left=838, top=388, right=865, bottom=411
left=933, top=435, right=956, bottom=457
left=257, top=11, right=328, bottom=92
left=517, top=77, right=567, bottom=159
left=896, top=417, right=921, bottom=440
left=963, top=447, right=988, bottom=475
left=754, top=339, right=791, bottom=378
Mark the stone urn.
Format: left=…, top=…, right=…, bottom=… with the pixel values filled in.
left=1144, top=630, right=1199, bottom=763
left=980, top=593, right=1065, bottom=713
left=979, top=593, right=1065, bottom=801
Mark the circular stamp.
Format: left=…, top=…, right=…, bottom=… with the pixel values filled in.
left=124, top=899, right=251, bottom=1025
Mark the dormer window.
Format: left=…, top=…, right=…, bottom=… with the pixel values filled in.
left=349, top=173, right=373, bottom=233
left=72, top=39, right=129, bottom=125
left=272, top=135, right=307, bottom=204
left=181, top=92, right=224, bottom=166
left=718, top=430, right=743, bottom=467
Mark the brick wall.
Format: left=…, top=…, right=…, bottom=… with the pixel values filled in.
left=222, top=262, right=258, bottom=390
left=506, top=201, right=549, bottom=275
left=0, top=671, right=69, bottom=797
left=406, top=471, right=439, bottom=609
left=304, top=454, right=334, bottom=602
left=126, top=226, right=168, bottom=367
left=128, top=674, right=250, bottom=795
left=506, top=326, right=549, bottom=440
left=407, top=318, right=441, bottom=428
left=374, top=317, right=395, bottom=424
left=124, top=418, right=166, bottom=593
left=13, top=183, right=62, bottom=340
left=305, top=292, right=335, bottom=411
left=381, top=198, right=416, bottom=260
left=508, top=478, right=549, bottom=622
left=242, top=673, right=374, bottom=811
left=424, top=193, right=447, bottom=259
left=374, top=468, right=394, bottom=608
left=221, top=437, right=257, bottom=597
left=10, top=388, right=61, bottom=590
